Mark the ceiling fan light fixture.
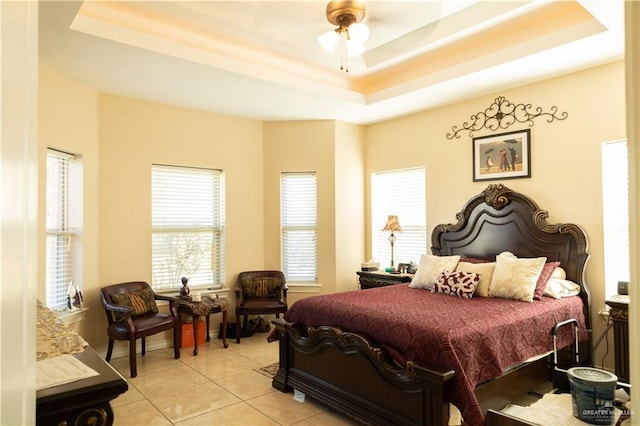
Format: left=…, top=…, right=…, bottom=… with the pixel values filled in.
left=318, top=29, right=340, bottom=53
left=319, top=0, right=368, bottom=70
left=325, top=0, right=366, bottom=27
left=347, top=22, right=369, bottom=44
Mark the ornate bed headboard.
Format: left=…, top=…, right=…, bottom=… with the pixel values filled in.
left=431, top=184, right=591, bottom=326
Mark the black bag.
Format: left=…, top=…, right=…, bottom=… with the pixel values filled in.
left=218, top=316, right=271, bottom=339
left=252, top=316, right=271, bottom=333
left=218, top=322, right=254, bottom=339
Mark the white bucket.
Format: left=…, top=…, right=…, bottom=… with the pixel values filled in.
left=568, top=367, right=617, bottom=425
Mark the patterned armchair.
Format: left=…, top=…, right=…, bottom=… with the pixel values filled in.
left=99, top=281, right=180, bottom=377
left=234, top=270, right=288, bottom=343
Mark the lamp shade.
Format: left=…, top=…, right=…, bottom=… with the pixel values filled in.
left=382, top=215, right=402, bottom=233
left=348, top=23, right=369, bottom=44
left=318, top=30, right=340, bottom=53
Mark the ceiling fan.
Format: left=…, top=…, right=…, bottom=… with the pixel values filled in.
left=317, top=0, right=369, bottom=59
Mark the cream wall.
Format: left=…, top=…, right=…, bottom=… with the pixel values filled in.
left=38, top=64, right=100, bottom=343
left=38, top=66, right=265, bottom=354
left=96, top=94, right=264, bottom=354
left=365, top=61, right=626, bottom=370
left=39, top=60, right=624, bottom=369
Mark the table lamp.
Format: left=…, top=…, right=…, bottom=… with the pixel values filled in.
left=382, top=215, right=402, bottom=270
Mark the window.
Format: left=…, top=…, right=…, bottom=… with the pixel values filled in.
left=152, top=165, right=225, bottom=291
left=46, top=149, right=82, bottom=310
left=371, top=167, right=426, bottom=267
left=602, top=140, right=629, bottom=298
left=281, top=172, right=317, bottom=282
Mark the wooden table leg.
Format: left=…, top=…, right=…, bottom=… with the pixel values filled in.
left=205, top=314, right=211, bottom=342
left=192, top=314, right=199, bottom=356
left=176, top=313, right=183, bottom=352
left=221, top=309, right=228, bottom=348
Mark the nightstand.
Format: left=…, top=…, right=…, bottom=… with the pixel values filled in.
left=356, top=271, right=412, bottom=289
left=605, top=297, right=629, bottom=384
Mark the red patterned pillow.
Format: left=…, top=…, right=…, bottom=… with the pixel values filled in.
left=432, top=270, right=481, bottom=299
left=533, top=261, right=561, bottom=300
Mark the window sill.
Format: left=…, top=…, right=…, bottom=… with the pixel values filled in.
left=287, top=283, right=321, bottom=294
left=57, top=307, right=89, bottom=330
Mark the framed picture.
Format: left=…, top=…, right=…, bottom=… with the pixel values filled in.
left=472, top=129, right=531, bottom=181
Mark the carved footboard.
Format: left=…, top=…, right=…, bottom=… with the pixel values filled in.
left=272, top=319, right=455, bottom=426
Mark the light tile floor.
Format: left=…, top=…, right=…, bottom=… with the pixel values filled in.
left=109, top=331, right=361, bottom=425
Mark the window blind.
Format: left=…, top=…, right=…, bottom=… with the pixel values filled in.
left=46, top=149, right=76, bottom=310
left=602, top=140, right=629, bottom=298
left=371, top=167, right=426, bottom=267
left=152, top=164, right=225, bottom=290
left=281, top=172, right=317, bottom=282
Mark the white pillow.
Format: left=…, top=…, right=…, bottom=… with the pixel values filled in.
left=489, top=252, right=546, bottom=302
left=409, top=254, right=461, bottom=290
left=551, top=266, right=567, bottom=280
left=455, top=261, right=496, bottom=297
left=543, top=278, right=581, bottom=299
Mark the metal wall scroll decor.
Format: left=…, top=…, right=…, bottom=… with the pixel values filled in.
left=446, top=96, right=568, bottom=140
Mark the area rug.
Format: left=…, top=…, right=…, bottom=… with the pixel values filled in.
left=255, top=362, right=279, bottom=379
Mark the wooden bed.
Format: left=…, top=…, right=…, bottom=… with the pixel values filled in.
left=271, top=184, right=591, bottom=426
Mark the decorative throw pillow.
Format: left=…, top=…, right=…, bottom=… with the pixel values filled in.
left=242, top=277, right=282, bottom=298
left=110, top=287, right=158, bottom=321
left=455, top=261, right=496, bottom=297
left=488, top=252, right=546, bottom=302
left=409, top=254, right=461, bottom=290
left=432, top=270, right=481, bottom=299
left=533, top=261, right=561, bottom=300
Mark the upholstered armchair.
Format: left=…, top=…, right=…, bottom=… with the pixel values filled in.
left=234, top=270, right=288, bottom=343
left=99, top=281, right=180, bottom=378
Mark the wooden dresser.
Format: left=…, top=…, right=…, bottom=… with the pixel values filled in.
left=37, top=347, right=128, bottom=425
left=36, top=302, right=128, bottom=425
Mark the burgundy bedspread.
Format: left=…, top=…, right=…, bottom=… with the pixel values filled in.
left=284, top=284, right=587, bottom=426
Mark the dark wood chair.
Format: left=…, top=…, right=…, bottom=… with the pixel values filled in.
left=234, top=270, right=288, bottom=343
left=99, top=281, right=180, bottom=378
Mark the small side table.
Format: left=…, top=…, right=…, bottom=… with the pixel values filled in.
left=175, top=295, right=229, bottom=355
left=605, top=297, right=629, bottom=384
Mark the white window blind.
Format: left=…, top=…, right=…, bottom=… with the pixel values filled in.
left=602, top=140, right=629, bottom=298
left=46, top=149, right=80, bottom=310
left=281, top=172, right=317, bottom=282
left=371, top=167, right=426, bottom=267
left=152, top=165, right=225, bottom=291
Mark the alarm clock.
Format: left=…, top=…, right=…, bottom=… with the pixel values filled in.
left=617, top=281, right=629, bottom=295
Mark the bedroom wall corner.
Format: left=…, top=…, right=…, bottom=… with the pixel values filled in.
left=334, top=121, right=366, bottom=293
left=1, top=2, right=38, bottom=423
left=624, top=0, right=639, bottom=412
